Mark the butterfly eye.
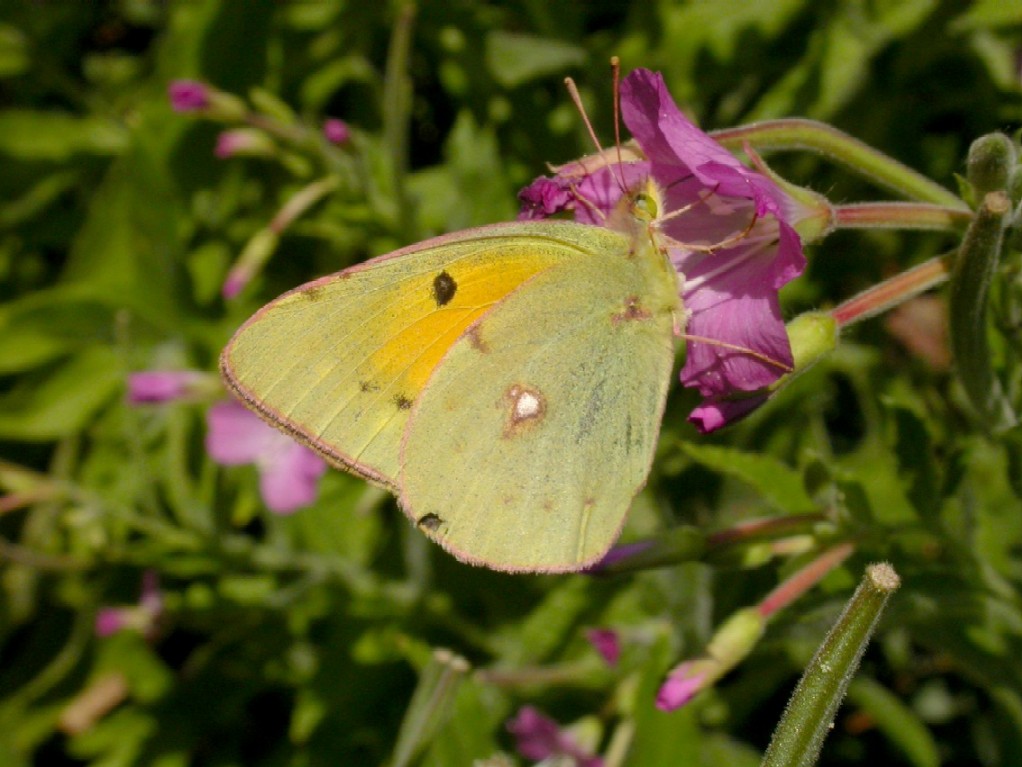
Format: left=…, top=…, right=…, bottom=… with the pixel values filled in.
left=631, top=191, right=659, bottom=222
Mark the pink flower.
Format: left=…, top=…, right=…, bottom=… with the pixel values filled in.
left=506, top=706, right=603, bottom=767
left=656, top=661, right=708, bottom=711
left=168, top=79, right=210, bottom=112
left=213, top=129, right=264, bottom=159
left=519, top=68, right=808, bottom=431
left=127, top=371, right=210, bottom=404
left=95, top=570, right=163, bottom=638
left=205, top=401, right=326, bottom=514
left=585, top=628, right=621, bottom=666
left=221, top=268, right=248, bottom=299
left=323, top=118, right=350, bottom=144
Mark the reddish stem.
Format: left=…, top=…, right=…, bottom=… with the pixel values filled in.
left=835, top=202, right=972, bottom=232
left=757, top=542, right=855, bottom=619
left=831, top=254, right=953, bottom=328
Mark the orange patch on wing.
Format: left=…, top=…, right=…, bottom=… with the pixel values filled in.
left=364, top=256, right=552, bottom=397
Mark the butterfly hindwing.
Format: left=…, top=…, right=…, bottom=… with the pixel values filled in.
left=399, top=233, right=679, bottom=572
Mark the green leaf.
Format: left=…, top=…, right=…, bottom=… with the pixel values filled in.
left=0, top=111, right=127, bottom=160
left=0, top=285, right=124, bottom=374
left=0, top=346, right=124, bottom=440
left=679, top=443, right=816, bottom=513
left=847, top=677, right=940, bottom=767
left=61, top=137, right=185, bottom=329
left=0, top=23, right=29, bottom=78
left=484, top=31, right=588, bottom=88
left=884, top=397, right=941, bottom=521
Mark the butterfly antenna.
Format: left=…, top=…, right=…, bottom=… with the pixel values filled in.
left=611, top=56, right=623, bottom=170
left=565, top=76, right=606, bottom=159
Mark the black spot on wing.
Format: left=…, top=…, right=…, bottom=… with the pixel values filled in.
left=417, top=513, right=443, bottom=532
left=395, top=394, right=413, bottom=410
left=432, top=271, right=457, bottom=307
left=360, top=380, right=379, bottom=393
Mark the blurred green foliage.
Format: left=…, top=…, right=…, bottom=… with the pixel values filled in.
left=1, top=1, right=1022, bottom=765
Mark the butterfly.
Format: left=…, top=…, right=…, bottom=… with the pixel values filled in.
left=221, top=175, right=684, bottom=573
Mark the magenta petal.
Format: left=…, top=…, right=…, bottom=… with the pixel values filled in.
left=572, top=163, right=652, bottom=225
left=95, top=608, right=127, bottom=637
left=506, top=706, right=603, bottom=767
left=507, top=706, right=562, bottom=760
left=680, top=288, right=791, bottom=396
left=621, top=70, right=783, bottom=216
left=677, top=232, right=800, bottom=396
left=656, top=663, right=707, bottom=711
left=586, top=628, right=621, bottom=666
left=517, top=163, right=651, bottom=225
left=518, top=177, right=575, bottom=220
left=168, top=79, right=210, bottom=112
left=128, top=371, right=204, bottom=403
left=205, top=401, right=273, bottom=464
left=323, top=118, right=350, bottom=144
left=258, top=444, right=326, bottom=514
left=688, top=395, right=768, bottom=433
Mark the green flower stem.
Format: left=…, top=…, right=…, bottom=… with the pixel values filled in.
left=383, top=2, right=417, bottom=238
left=757, top=543, right=854, bottom=619
left=761, top=563, right=901, bottom=767
left=949, top=190, right=1018, bottom=431
left=391, top=649, right=470, bottom=767
left=830, top=253, right=953, bottom=328
left=706, top=513, right=828, bottom=550
left=593, top=514, right=827, bottom=575
left=244, top=112, right=308, bottom=146
left=269, top=176, right=341, bottom=233
left=475, top=660, right=604, bottom=688
left=834, top=202, right=972, bottom=232
left=711, top=119, right=966, bottom=209
left=226, top=176, right=340, bottom=295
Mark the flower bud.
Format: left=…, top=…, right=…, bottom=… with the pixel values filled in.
left=786, top=311, right=839, bottom=375
left=656, top=607, right=765, bottom=711
left=967, top=132, right=1017, bottom=196
left=214, top=128, right=276, bottom=159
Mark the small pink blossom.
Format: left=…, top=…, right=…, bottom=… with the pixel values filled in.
left=519, top=68, right=810, bottom=431
left=585, top=628, right=621, bottom=666
left=94, top=608, right=128, bottom=638
left=221, top=266, right=249, bottom=299
left=656, top=662, right=708, bottom=711
left=127, top=371, right=209, bottom=404
left=214, top=129, right=269, bottom=159
left=168, top=79, right=210, bottom=112
left=323, top=118, right=350, bottom=144
left=506, top=706, right=603, bottom=767
left=95, top=570, right=163, bottom=639
left=205, top=401, right=326, bottom=514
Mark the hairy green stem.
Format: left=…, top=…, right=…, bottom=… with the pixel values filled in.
left=761, top=563, right=900, bottom=767
left=831, top=253, right=953, bottom=328
left=712, top=119, right=966, bottom=209
left=834, top=202, right=972, bottom=232
left=391, top=649, right=470, bottom=767
left=949, top=190, right=1018, bottom=431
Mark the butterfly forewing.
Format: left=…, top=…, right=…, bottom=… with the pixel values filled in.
left=220, top=222, right=629, bottom=490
